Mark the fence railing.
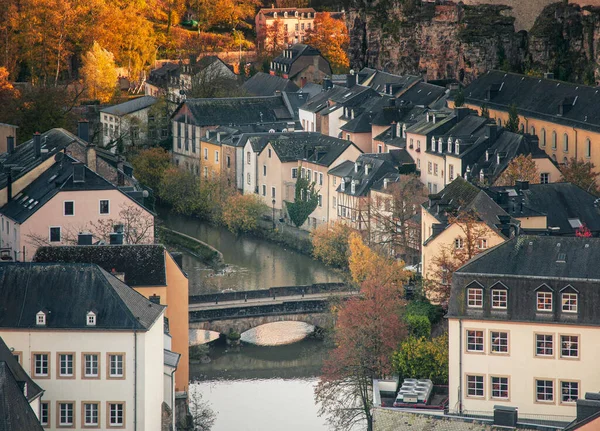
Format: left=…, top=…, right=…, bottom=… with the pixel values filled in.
left=446, top=409, right=574, bottom=429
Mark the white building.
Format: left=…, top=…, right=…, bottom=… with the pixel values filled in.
left=100, top=96, right=158, bottom=151
left=0, top=263, right=167, bottom=431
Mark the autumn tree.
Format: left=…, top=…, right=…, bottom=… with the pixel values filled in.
left=392, top=333, right=449, bottom=385
left=81, top=42, right=118, bottom=103
left=453, top=89, right=465, bottom=107
left=258, top=18, right=287, bottom=56
left=208, top=0, right=261, bottom=32
left=560, top=157, right=600, bottom=195
left=131, top=147, right=172, bottom=193
left=495, top=154, right=540, bottom=186
left=316, top=235, right=409, bottom=431
left=310, top=222, right=353, bottom=268
left=188, top=63, right=245, bottom=98
left=368, top=175, right=427, bottom=263
left=426, top=209, right=489, bottom=304
left=506, top=103, right=520, bottom=133
left=221, top=194, right=267, bottom=234
left=304, top=13, right=349, bottom=74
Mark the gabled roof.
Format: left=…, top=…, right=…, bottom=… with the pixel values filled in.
left=272, top=44, right=322, bottom=66
left=460, top=70, right=600, bottom=133
left=0, top=361, right=44, bottom=431
left=259, top=132, right=359, bottom=166
left=0, top=263, right=164, bottom=330
left=299, top=86, right=348, bottom=113
left=457, top=235, right=600, bottom=280
left=100, top=96, right=157, bottom=116
left=174, top=95, right=293, bottom=126
left=297, top=83, right=322, bottom=99
left=0, top=337, right=43, bottom=402
left=33, top=245, right=172, bottom=287
left=396, top=82, right=446, bottom=107
left=242, top=72, right=299, bottom=96
left=486, top=182, right=600, bottom=234
left=331, top=154, right=399, bottom=197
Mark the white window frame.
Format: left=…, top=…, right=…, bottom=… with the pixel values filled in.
left=99, top=199, right=110, bottom=215
left=455, top=238, right=464, bottom=249
left=109, top=403, right=124, bottom=426
left=537, top=291, right=553, bottom=312
left=560, top=335, right=579, bottom=358
left=84, top=403, right=99, bottom=426
left=536, top=379, right=554, bottom=403
left=561, top=292, right=578, bottom=313
left=271, top=187, right=276, bottom=199
left=87, top=312, right=96, bottom=326
left=491, top=289, right=507, bottom=309
left=466, top=375, right=484, bottom=398
left=291, top=168, right=298, bottom=179
left=535, top=333, right=554, bottom=357
left=84, top=354, right=99, bottom=378
left=59, top=402, right=74, bottom=426
left=40, top=402, right=49, bottom=425
left=466, top=329, right=484, bottom=352
left=490, top=331, right=509, bottom=354
left=34, top=353, right=49, bottom=376
left=215, top=150, right=219, bottom=163
left=63, top=201, right=74, bottom=216
left=59, top=353, right=74, bottom=377
left=561, top=381, right=579, bottom=404
left=109, top=354, right=124, bottom=378
left=491, top=376, right=509, bottom=399
left=478, top=239, right=488, bottom=249
left=467, top=288, right=483, bottom=308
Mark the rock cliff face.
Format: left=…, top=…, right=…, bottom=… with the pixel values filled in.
left=348, top=1, right=600, bottom=85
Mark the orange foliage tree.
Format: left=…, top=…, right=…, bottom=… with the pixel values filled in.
left=310, top=222, right=354, bottom=268
left=304, top=12, right=349, bottom=74
left=316, top=234, right=409, bottom=431
left=221, top=193, right=266, bottom=234
left=494, top=154, right=540, bottom=186
left=560, top=157, right=600, bottom=196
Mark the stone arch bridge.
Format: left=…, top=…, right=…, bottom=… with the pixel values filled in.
left=188, top=283, right=356, bottom=335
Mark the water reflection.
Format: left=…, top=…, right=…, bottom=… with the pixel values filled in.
left=242, top=322, right=316, bottom=346
left=159, top=210, right=342, bottom=295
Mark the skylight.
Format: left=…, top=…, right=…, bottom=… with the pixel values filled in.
left=568, top=218, right=582, bottom=228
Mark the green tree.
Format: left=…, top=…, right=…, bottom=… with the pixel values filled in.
left=81, top=41, right=117, bottom=103
left=480, top=104, right=489, bottom=118
left=453, top=88, right=465, bottom=107
left=159, top=167, right=208, bottom=216
left=405, top=314, right=431, bottom=338
left=392, top=333, right=449, bottom=385
left=506, top=103, right=520, bottom=132
left=131, top=147, right=171, bottom=194
left=286, top=171, right=319, bottom=227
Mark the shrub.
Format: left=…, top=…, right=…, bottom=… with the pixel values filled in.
left=392, top=333, right=449, bottom=384
left=406, top=300, right=444, bottom=324
left=405, top=314, right=431, bottom=338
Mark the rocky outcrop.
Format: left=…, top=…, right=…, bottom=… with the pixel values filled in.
left=348, top=1, right=600, bottom=85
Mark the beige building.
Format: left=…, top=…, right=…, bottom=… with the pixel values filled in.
left=421, top=177, right=510, bottom=285
left=256, top=7, right=316, bottom=48
left=0, top=263, right=166, bottom=431
left=449, top=236, right=600, bottom=420
left=242, top=132, right=362, bottom=229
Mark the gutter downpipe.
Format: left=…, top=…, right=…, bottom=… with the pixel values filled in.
left=134, top=330, right=138, bottom=431
left=170, top=368, right=176, bottom=431
left=459, top=318, right=463, bottom=415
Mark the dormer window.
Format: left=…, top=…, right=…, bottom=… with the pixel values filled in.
left=561, top=286, right=579, bottom=313
left=479, top=170, right=484, bottom=182
left=455, top=141, right=460, bottom=155
left=536, top=284, right=554, bottom=312
left=467, top=287, right=483, bottom=308
left=307, top=12, right=311, bottom=18
left=351, top=181, right=356, bottom=194
left=438, top=138, right=443, bottom=153
left=36, top=311, right=46, bottom=326
left=447, top=137, right=452, bottom=152
left=273, top=12, right=277, bottom=18
left=341, top=181, right=345, bottom=192
left=431, top=137, right=436, bottom=151
left=87, top=311, right=97, bottom=326
left=295, top=11, right=298, bottom=17
left=284, top=11, right=288, bottom=17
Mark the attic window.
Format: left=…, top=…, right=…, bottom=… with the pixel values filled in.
left=351, top=181, right=356, bottom=194
left=568, top=218, right=582, bottom=229
left=557, top=253, right=566, bottom=263
left=86, top=311, right=96, bottom=326
left=36, top=311, right=46, bottom=326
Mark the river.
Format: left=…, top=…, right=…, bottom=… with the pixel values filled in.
left=159, top=212, right=338, bottom=431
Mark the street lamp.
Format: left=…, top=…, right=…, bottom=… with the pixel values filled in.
left=272, top=199, right=276, bottom=230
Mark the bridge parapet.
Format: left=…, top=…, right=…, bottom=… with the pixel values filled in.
left=189, top=282, right=350, bottom=304
left=189, top=300, right=329, bottom=322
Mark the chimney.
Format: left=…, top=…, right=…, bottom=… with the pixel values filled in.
left=454, top=107, right=470, bottom=123
left=86, top=144, right=97, bottom=172
left=33, top=132, right=41, bottom=159
left=383, top=178, right=389, bottom=189
left=486, top=124, right=497, bottom=143
left=515, top=180, right=529, bottom=191
left=110, top=232, right=124, bottom=245
left=77, top=120, right=90, bottom=143
left=77, top=232, right=93, bottom=245
left=72, top=162, right=85, bottom=183
left=345, top=73, right=356, bottom=88
left=5, top=168, right=12, bottom=202
left=6, top=136, right=14, bottom=154
left=323, top=78, right=333, bottom=91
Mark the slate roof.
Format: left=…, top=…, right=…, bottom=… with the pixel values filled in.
left=174, top=95, right=293, bottom=126
left=299, top=86, right=347, bottom=113
left=486, top=182, right=600, bottom=235
left=282, top=91, right=310, bottom=119
left=33, top=244, right=170, bottom=286
left=259, top=132, right=359, bottom=166
left=164, top=349, right=181, bottom=368
left=457, top=235, right=600, bottom=280
left=298, top=83, right=322, bottom=99
left=330, top=154, right=399, bottom=197
left=460, top=70, right=600, bottom=133
left=100, top=96, right=157, bottom=116
left=406, top=110, right=456, bottom=135
left=340, top=96, right=390, bottom=133
left=365, top=71, right=421, bottom=95
left=242, top=72, right=299, bottom=96
left=0, top=337, right=43, bottom=402
left=0, top=362, right=44, bottom=431
left=423, top=177, right=511, bottom=243
left=396, top=82, right=447, bottom=107
left=0, top=263, right=164, bottom=330
left=272, top=44, right=322, bottom=66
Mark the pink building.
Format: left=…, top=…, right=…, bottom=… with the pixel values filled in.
left=0, top=155, right=154, bottom=261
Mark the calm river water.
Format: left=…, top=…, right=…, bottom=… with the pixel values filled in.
left=159, top=211, right=337, bottom=430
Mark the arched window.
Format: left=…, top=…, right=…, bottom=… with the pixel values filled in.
left=540, top=128, right=546, bottom=147
left=273, top=12, right=277, bottom=18
left=552, top=131, right=557, bottom=150
left=563, top=133, right=569, bottom=152
left=284, top=11, right=288, bottom=17
left=530, top=126, right=536, bottom=136
left=586, top=138, right=592, bottom=158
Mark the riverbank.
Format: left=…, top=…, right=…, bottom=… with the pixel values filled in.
left=158, top=226, right=224, bottom=267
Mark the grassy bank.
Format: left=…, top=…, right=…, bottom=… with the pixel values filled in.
left=158, top=226, right=223, bottom=267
